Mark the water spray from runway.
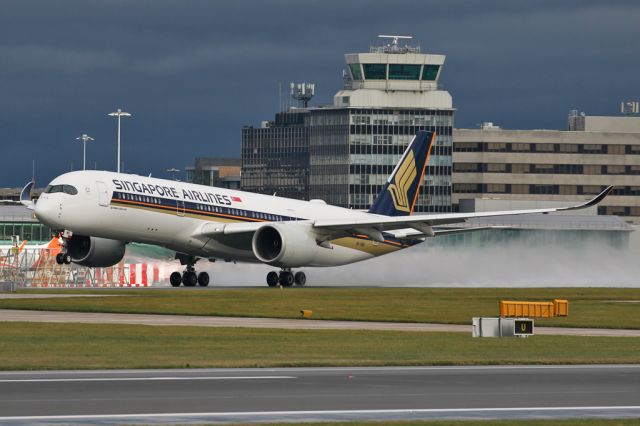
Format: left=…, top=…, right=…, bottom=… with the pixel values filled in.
left=125, top=227, right=639, bottom=288
left=311, top=226, right=640, bottom=288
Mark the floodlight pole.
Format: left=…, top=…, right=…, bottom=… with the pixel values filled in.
left=108, top=108, right=132, bottom=173
left=75, top=134, right=94, bottom=170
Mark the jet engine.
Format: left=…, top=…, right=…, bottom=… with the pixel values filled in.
left=252, top=223, right=318, bottom=267
left=66, top=235, right=126, bottom=267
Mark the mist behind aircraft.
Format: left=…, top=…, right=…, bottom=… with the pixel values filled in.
left=127, top=226, right=639, bottom=287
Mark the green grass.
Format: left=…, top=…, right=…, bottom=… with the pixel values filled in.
left=1, top=322, right=639, bottom=370
left=3, top=287, right=640, bottom=329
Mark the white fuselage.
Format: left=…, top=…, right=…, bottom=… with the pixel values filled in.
left=35, top=171, right=411, bottom=267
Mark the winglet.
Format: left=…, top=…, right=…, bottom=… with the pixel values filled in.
left=561, top=185, right=614, bottom=212
left=584, top=185, right=614, bottom=208
left=20, top=180, right=35, bottom=210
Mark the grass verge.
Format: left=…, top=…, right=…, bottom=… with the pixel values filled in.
left=1, top=322, right=639, bottom=370
left=2, top=287, right=640, bottom=329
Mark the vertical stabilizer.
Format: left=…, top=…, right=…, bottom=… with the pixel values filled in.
left=368, top=130, right=435, bottom=216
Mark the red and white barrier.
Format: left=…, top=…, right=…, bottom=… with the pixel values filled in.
left=119, top=263, right=162, bottom=287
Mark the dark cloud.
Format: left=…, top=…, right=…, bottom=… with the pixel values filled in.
left=1, top=0, right=639, bottom=186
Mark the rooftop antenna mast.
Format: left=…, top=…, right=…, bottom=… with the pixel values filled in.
left=290, top=82, right=315, bottom=108
left=377, top=35, right=415, bottom=53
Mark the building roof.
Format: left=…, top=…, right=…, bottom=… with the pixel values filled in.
left=0, top=205, right=37, bottom=222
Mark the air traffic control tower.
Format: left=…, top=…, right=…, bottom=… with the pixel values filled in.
left=242, top=35, right=454, bottom=212
left=335, top=35, right=451, bottom=109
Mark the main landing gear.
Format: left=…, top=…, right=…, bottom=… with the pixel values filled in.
left=170, top=253, right=210, bottom=287
left=266, top=269, right=306, bottom=287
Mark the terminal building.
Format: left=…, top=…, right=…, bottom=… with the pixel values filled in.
left=242, top=36, right=454, bottom=213
left=453, top=111, right=640, bottom=223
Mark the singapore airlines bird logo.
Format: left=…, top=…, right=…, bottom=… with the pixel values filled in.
left=387, top=150, right=417, bottom=212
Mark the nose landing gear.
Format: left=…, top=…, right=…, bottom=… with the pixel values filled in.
left=170, top=253, right=210, bottom=287
left=55, top=252, right=72, bottom=265
left=55, top=232, right=72, bottom=265
left=266, top=269, right=306, bottom=287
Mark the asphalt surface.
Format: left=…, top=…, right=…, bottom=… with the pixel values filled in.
left=0, top=366, right=638, bottom=424
left=1, top=308, right=640, bottom=336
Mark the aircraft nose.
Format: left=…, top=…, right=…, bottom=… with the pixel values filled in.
left=34, top=197, right=57, bottom=227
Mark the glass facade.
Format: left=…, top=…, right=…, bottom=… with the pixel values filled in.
left=0, top=222, right=53, bottom=243
left=363, top=63, right=387, bottom=80
left=309, top=108, right=453, bottom=212
left=241, top=112, right=310, bottom=200
left=389, top=64, right=421, bottom=80
left=349, top=63, right=363, bottom=81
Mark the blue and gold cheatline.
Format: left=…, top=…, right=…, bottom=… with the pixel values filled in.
left=368, top=130, right=435, bottom=217
left=110, top=191, right=419, bottom=256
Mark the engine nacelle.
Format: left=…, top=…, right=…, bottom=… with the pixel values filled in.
left=252, top=223, right=318, bottom=267
left=66, top=235, right=126, bottom=267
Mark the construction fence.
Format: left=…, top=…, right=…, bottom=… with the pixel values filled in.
left=0, top=246, right=165, bottom=288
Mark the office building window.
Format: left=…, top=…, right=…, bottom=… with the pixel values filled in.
left=487, top=184, right=506, bottom=193
left=559, top=185, right=578, bottom=195
left=454, top=163, right=481, bottom=172
left=535, top=143, right=555, bottom=152
left=511, top=164, right=529, bottom=174
left=487, top=142, right=507, bottom=152
left=583, top=144, right=604, bottom=153
left=607, top=145, right=625, bottom=155
left=583, top=185, right=602, bottom=194
left=533, top=164, right=554, bottom=174
left=559, top=144, right=579, bottom=153
left=511, top=143, right=530, bottom=152
left=455, top=142, right=481, bottom=152
left=511, top=184, right=529, bottom=194
left=487, top=163, right=506, bottom=172
left=583, top=165, right=601, bottom=175
left=607, top=165, right=625, bottom=174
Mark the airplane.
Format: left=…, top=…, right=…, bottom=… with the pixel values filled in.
left=26, top=131, right=613, bottom=287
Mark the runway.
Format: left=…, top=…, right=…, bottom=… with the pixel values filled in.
left=0, top=365, right=638, bottom=424
left=1, top=308, right=640, bottom=336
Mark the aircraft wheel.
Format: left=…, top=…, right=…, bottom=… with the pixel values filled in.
left=183, top=271, right=197, bottom=287
left=279, top=271, right=294, bottom=287
left=55, top=253, right=64, bottom=265
left=63, top=253, right=72, bottom=264
left=266, top=271, right=279, bottom=287
left=197, top=272, right=210, bottom=287
left=169, top=272, right=182, bottom=287
left=294, top=271, right=306, bottom=286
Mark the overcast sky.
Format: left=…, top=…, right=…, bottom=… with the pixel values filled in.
left=1, top=0, right=639, bottom=187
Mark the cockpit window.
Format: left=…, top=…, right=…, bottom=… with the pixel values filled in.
left=44, top=184, right=78, bottom=195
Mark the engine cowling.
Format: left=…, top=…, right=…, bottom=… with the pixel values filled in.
left=252, top=223, right=318, bottom=267
left=66, top=235, right=126, bottom=267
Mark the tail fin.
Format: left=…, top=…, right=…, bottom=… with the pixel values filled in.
left=368, top=130, right=435, bottom=216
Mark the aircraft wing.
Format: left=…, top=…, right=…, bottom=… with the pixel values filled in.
left=312, top=185, right=614, bottom=234
left=198, top=186, right=613, bottom=241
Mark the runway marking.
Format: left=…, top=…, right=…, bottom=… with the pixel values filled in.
left=0, top=376, right=295, bottom=383
left=0, top=406, right=639, bottom=422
